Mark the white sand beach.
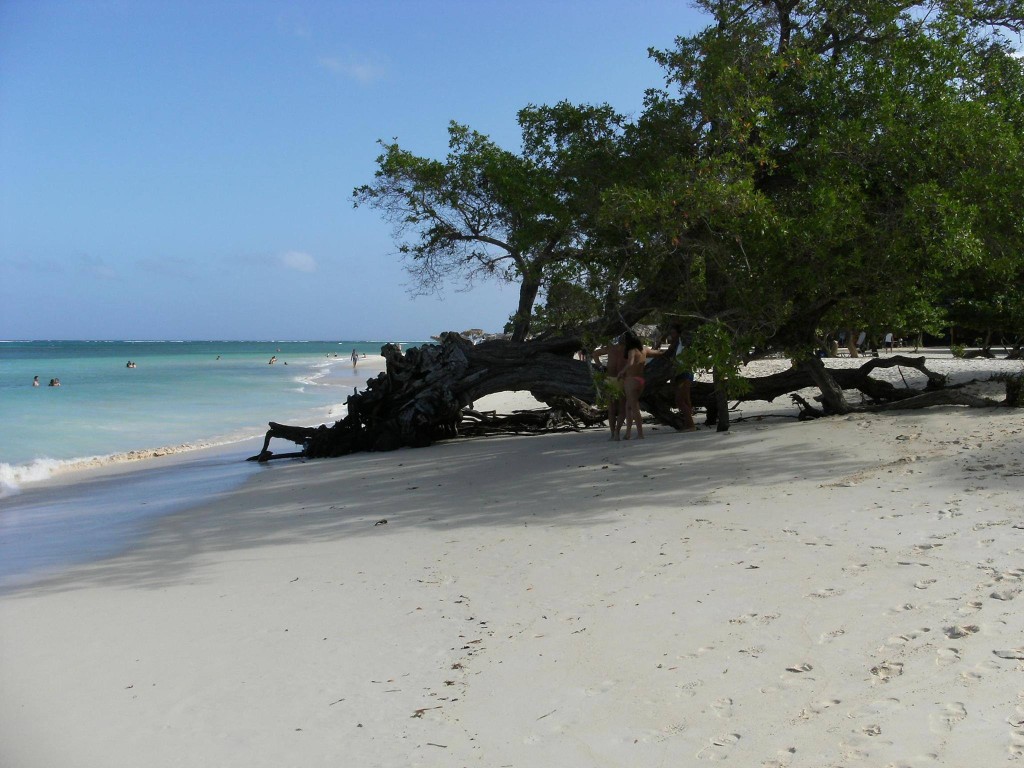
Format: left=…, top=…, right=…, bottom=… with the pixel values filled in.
left=2, top=354, right=1023, bottom=767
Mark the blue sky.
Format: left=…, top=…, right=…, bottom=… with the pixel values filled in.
left=0, top=1, right=707, bottom=340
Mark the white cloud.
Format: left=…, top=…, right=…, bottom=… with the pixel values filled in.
left=280, top=251, right=317, bottom=273
left=76, top=254, right=117, bottom=280
left=318, top=55, right=387, bottom=84
left=137, top=256, right=196, bottom=279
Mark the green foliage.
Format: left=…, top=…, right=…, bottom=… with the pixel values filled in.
left=678, top=320, right=752, bottom=398
left=592, top=371, right=625, bottom=408
left=353, top=105, right=630, bottom=341
left=951, top=343, right=967, bottom=358
left=356, top=1, right=1024, bottom=359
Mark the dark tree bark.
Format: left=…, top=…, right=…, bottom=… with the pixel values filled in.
left=712, top=369, right=731, bottom=432
left=799, top=356, right=853, bottom=415
left=248, top=337, right=1013, bottom=463
left=509, top=272, right=542, bottom=342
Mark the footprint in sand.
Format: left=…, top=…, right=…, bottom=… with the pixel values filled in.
left=870, top=661, right=904, bottom=682
left=914, top=579, right=937, bottom=590
left=761, top=747, right=796, bottom=768
left=846, top=697, right=902, bottom=721
left=991, top=588, right=1021, bottom=601
left=959, top=659, right=1001, bottom=683
left=990, top=568, right=1024, bottom=584
left=696, top=732, right=740, bottom=761
left=929, top=702, right=967, bottom=732
left=993, top=648, right=1024, bottom=660
left=883, top=627, right=931, bottom=647
left=786, top=662, right=814, bottom=673
left=677, top=680, right=705, bottom=698
left=1011, top=732, right=1024, bottom=761
left=800, top=699, right=841, bottom=719
left=956, top=600, right=984, bottom=616
left=651, top=722, right=688, bottom=742
left=944, top=624, right=980, bottom=639
left=819, top=628, right=846, bottom=644
left=885, top=603, right=917, bottom=616
left=584, top=680, right=617, bottom=696
left=807, top=588, right=844, bottom=599
left=936, top=647, right=962, bottom=667
left=711, top=697, right=734, bottom=718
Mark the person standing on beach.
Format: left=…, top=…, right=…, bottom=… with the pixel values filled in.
left=648, top=324, right=697, bottom=432
left=618, top=333, right=648, bottom=439
left=351, top=348, right=358, bottom=368
left=592, top=337, right=627, bottom=440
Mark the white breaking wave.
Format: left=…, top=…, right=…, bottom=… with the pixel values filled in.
left=0, top=433, right=269, bottom=499
left=0, top=458, right=71, bottom=498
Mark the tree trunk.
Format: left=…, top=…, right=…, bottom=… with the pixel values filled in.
left=798, top=356, right=851, bottom=415
left=248, top=337, right=1002, bottom=463
left=510, top=274, right=541, bottom=342
left=713, top=368, right=730, bottom=432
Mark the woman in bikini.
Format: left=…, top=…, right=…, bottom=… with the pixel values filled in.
left=618, top=332, right=647, bottom=440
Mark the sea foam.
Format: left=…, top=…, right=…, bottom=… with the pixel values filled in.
left=0, top=458, right=68, bottom=498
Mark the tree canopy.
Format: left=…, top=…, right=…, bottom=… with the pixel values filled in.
left=356, top=0, right=1024, bottom=382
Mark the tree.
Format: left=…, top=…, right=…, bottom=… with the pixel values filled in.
left=616, top=0, right=1024, bottom=412
left=353, top=103, right=628, bottom=342
left=249, top=2, right=1024, bottom=463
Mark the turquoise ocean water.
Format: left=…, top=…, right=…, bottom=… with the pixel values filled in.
left=0, top=339, right=415, bottom=588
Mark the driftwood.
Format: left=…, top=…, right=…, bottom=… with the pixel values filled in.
left=249, top=334, right=595, bottom=462
left=248, top=336, right=1015, bottom=462
left=459, top=396, right=606, bottom=438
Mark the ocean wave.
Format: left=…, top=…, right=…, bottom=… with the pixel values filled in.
left=0, top=458, right=72, bottom=498
left=0, top=434, right=266, bottom=498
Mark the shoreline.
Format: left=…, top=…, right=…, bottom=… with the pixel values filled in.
left=0, top=357, right=389, bottom=591
left=0, top=354, right=388, bottom=497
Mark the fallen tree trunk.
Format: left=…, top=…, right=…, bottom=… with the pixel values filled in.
left=247, top=336, right=1012, bottom=462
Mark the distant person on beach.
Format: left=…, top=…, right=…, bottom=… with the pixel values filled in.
left=618, top=332, right=647, bottom=440
left=269, top=355, right=277, bottom=365
left=33, top=376, right=40, bottom=387
left=592, top=337, right=627, bottom=440
left=884, top=332, right=894, bottom=352
left=351, top=349, right=358, bottom=368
